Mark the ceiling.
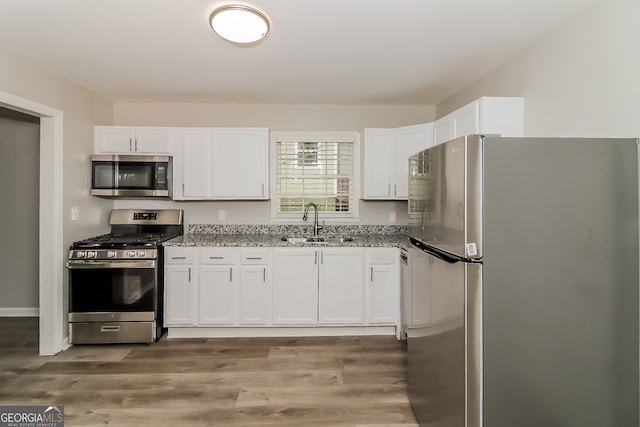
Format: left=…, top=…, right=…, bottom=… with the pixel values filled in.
left=0, top=0, right=599, bottom=106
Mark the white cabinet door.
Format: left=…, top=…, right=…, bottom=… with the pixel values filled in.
left=179, top=128, right=211, bottom=199
left=433, top=115, right=453, bottom=146
left=164, top=248, right=197, bottom=326
left=366, top=248, right=398, bottom=325
left=95, top=126, right=173, bottom=154
left=318, top=248, right=364, bottom=324
left=452, top=101, right=480, bottom=139
left=239, top=265, right=269, bottom=325
left=363, top=128, right=393, bottom=198
left=134, top=128, right=173, bottom=153
left=211, top=128, right=268, bottom=199
left=363, top=125, right=431, bottom=200
left=95, top=127, right=135, bottom=153
left=164, top=265, right=196, bottom=326
left=272, top=249, right=318, bottom=325
left=175, top=127, right=269, bottom=200
left=199, top=265, right=235, bottom=325
left=393, top=123, right=431, bottom=199
left=368, top=264, right=397, bottom=324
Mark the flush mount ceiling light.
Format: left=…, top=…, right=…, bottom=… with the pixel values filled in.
left=209, top=4, right=270, bottom=45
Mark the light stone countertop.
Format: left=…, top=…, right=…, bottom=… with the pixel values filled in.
left=164, top=233, right=411, bottom=249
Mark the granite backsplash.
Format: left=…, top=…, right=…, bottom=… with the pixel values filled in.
left=189, top=224, right=408, bottom=236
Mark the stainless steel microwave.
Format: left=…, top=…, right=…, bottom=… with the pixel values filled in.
left=91, top=154, right=172, bottom=198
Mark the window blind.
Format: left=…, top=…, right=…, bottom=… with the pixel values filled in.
left=275, top=137, right=355, bottom=216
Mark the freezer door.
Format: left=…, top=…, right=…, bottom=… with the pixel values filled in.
left=407, top=249, right=467, bottom=427
left=411, top=136, right=482, bottom=259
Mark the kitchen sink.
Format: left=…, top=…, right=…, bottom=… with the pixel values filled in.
left=280, top=236, right=355, bottom=244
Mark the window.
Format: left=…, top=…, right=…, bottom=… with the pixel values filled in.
left=271, top=131, right=360, bottom=220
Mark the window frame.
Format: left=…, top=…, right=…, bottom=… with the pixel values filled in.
left=270, top=131, right=361, bottom=222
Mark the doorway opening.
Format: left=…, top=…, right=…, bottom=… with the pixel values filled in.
left=0, top=90, right=64, bottom=355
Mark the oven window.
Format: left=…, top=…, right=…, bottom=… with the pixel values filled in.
left=70, top=267, right=157, bottom=312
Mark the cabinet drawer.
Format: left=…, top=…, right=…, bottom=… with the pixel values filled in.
left=241, top=249, right=269, bottom=264
left=165, top=247, right=196, bottom=264
left=200, top=247, right=238, bottom=264
left=366, top=248, right=397, bottom=264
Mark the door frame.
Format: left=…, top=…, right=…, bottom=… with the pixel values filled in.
left=0, top=90, right=64, bottom=355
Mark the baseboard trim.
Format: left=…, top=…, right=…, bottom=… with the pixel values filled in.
left=0, top=307, right=39, bottom=317
left=166, top=326, right=397, bottom=339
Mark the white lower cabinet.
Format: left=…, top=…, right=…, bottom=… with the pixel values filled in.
left=272, top=248, right=365, bottom=325
left=164, top=247, right=197, bottom=326
left=165, top=245, right=398, bottom=334
left=239, top=249, right=270, bottom=325
left=198, top=248, right=238, bottom=325
left=366, top=248, right=398, bottom=325
left=272, top=249, right=318, bottom=324
left=318, top=248, right=364, bottom=324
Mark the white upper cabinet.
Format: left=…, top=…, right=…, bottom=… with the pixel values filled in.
left=211, top=128, right=268, bottom=199
left=433, top=96, right=524, bottom=145
left=174, top=127, right=269, bottom=200
left=95, top=126, right=174, bottom=154
left=363, top=123, right=433, bottom=200
left=362, top=129, right=394, bottom=199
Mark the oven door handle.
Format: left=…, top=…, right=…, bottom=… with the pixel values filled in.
left=66, top=260, right=157, bottom=269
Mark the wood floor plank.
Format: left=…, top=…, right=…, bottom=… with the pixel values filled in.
left=0, top=318, right=418, bottom=426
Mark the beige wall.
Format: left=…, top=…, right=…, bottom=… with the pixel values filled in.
left=0, top=47, right=115, bottom=244
left=0, top=46, right=114, bottom=317
left=112, top=102, right=435, bottom=226
left=437, top=0, right=640, bottom=139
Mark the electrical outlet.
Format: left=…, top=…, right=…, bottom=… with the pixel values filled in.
left=389, top=211, right=396, bottom=223
left=71, top=206, right=79, bottom=221
left=219, top=210, right=226, bottom=221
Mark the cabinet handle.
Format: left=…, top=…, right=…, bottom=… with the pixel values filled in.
left=129, top=138, right=133, bottom=151
left=315, top=251, right=317, bottom=265
left=230, top=267, right=233, bottom=282
left=188, top=267, right=192, bottom=282
left=134, top=139, right=138, bottom=151
left=209, top=256, right=224, bottom=260
left=246, top=257, right=262, bottom=260
left=171, top=256, right=186, bottom=260
left=321, top=251, right=323, bottom=265
left=262, top=183, right=265, bottom=197
left=394, top=184, right=397, bottom=196
left=370, top=266, right=373, bottom=282
left=263, top=267, right=266, bottom=282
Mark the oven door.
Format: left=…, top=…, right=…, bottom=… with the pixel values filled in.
left=67, top=259, right=158, bottom=322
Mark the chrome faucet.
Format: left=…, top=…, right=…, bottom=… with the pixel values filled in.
left=302, top=202, right=324, bottom=236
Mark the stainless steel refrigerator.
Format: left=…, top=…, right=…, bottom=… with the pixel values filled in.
left=406, top=135, right=639, bottom=427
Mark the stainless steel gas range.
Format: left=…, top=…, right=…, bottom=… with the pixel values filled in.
left=66, top=209, right=183, bottom=344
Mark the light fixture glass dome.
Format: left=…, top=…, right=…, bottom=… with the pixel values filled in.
left=210, top=5, right=270, bottom=45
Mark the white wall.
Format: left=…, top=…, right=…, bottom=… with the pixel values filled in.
left=437, top=0, right=640, bottom=139
left=112, top=102, right=435, bottom=225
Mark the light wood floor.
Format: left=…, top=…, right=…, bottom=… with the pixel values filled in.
left=0, top=318, right=419, bottom=426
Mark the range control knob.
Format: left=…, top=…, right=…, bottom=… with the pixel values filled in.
left=107, top=250, right=117, bottom=258
left=136, top=250, right=146, bottom=257
left=87, top=251, right=97, bottom=258
left=76, top=251, right=86, bottom=258
left=127, top=250, right=136, bottom=258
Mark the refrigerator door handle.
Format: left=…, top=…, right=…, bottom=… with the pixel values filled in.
left=409, top=237, right=467, bottom=264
